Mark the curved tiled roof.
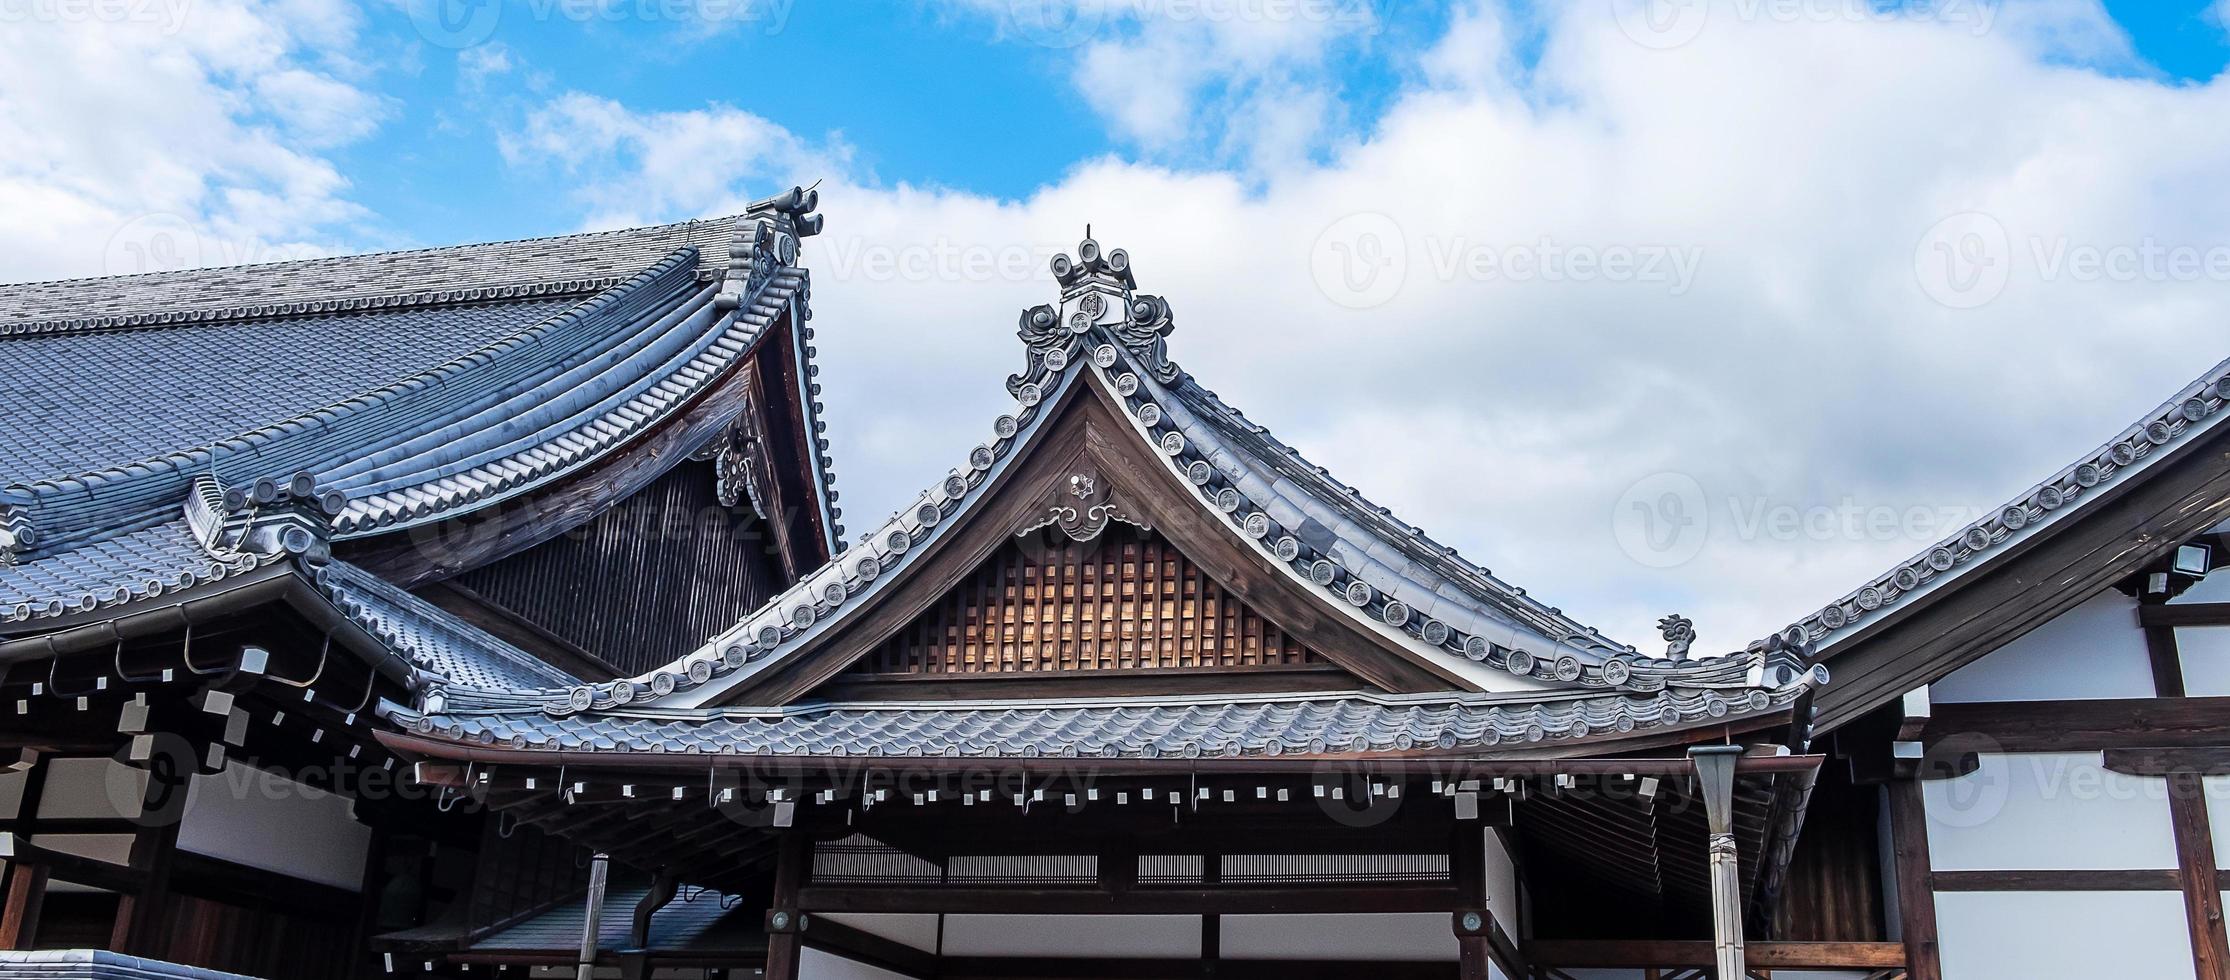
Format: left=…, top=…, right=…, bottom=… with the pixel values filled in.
left=0, top=518, right=280, bottom=622
left=2, top=190, right=836, bottom=629
left=318, top=561, right=576, bottom=692
left=458, top=234, right=1816, bottom=721
left=0, top=298, right=577, bottom=486
left=393, top=685, right=1806, bottom=760
left=1776, top=355, right=2230, bottom=654
left=0, top=217, right=741, bottom=336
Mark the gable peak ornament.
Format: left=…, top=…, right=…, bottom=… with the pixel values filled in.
left=1014, top=228, right=1180, bottom=394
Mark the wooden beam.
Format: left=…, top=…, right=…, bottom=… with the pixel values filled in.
left=1930, top=869, right=2182, bottom=891
left=802, top=915, right=937, bottom=979
left=1924, top=697, right=2230, bottom=752
left=935, top=958, right=1456, bottom=980
left=1885, top=779, right=1942, bottom=980
left=2142, top=603, right=2230, bottom=628
left=797, top=884, right=1466, bottom=916
left=1523, top=939, right=1906, bottom=969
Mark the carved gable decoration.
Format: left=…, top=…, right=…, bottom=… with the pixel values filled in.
left=1014, top=462, right=1150, bottom=544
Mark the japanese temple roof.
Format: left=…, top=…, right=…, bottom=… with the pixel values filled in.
left=1, top=188, right=839, bottom=629
left=320, top=560, right=577, bottom=692
left=373, top=231, right=1822, bottom=763
left=375, top=885, right=761, bottom=957
left=1770, top=353, right=2230, bottom=655
left=389, top=684, right=1805, bottom=761
left=515, top=233, right=1815, bottom=711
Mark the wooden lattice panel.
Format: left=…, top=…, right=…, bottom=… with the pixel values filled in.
left=858, top=525, right=1324, bottom=675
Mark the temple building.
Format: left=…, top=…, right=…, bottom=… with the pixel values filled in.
left=1, top=191, right=2228, bottom=980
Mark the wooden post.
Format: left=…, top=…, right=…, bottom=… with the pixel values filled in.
left=1885, top=778, right=1942, bottom=980
left=766, top=832, right=811, bottom=980
left=1689, top=746, right=1745, bottom=980
left=1452, top=820, right=1490, bottom=980
left=2145, top=620, right=2230, bottom=980
left=0, top=753, right=50, bottom=951
left=576, top=852, right=611, bottom=980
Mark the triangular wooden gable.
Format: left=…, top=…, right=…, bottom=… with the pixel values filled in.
left=709, top=370, right=1471, bottom=706
left=820, top=523, right=1359, bottom=699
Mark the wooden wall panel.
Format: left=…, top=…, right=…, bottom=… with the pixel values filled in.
left=855, top=526, right=1326, bottom=677
left=450, top=460, right=789, bottom=677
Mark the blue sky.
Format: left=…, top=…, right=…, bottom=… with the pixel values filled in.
left=326, top=0, right=2230, bottom=249
left=10, top=0, right=2230, bottom=652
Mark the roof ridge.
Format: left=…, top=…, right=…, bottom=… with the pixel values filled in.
left=1781, top=352, right=2230, bottom=654
left=0, top=214, right=739, bottom=294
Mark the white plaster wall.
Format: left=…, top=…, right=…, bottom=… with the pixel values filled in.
left=1931, top=591, right=2154, bottom=702
left=1938, top=891, right=2194, bottom=980
left=800, top=947, right=916, bottom=980
left=1485, top=829, right=1520, bottom=938
left=1219, top=913, right=1457, bottom=961
left=1924, top=751, right=2177, bottom=870
left=175, top=763, right=371, bottom=890
left=2169, top=564, right=2230, bottom=604
left=2179, top=626, right=2230, bottom=696
left=817, top=913, right=939, bottom=952
left=940, top=914, right=1199, bottom=958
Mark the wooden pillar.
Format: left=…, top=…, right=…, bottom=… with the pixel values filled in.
left=0, top=864, right=47, bottom=950
left=0, top=753, right=50, bottom=951
left=1689, top=746, right=1745, bottom=980
left=1885, top=778, right=1942, bottom=980
left=2145, top=620, right=2230, bottom=980
left=1451, top=819, right=1490, bottom=980
left=576, top=852, right=611, bottom=980
left=765, top=832, right=811, bottom=980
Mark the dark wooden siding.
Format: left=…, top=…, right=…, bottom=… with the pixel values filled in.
left=449, top=460, right=788, bottom=677
left=856, top=525, right=1328, bottom=676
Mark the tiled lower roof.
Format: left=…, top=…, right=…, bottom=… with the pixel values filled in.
left=465, top=886, right=759, bottom=953
left=394, top=685, right=1804, bottom=759
left=0, top=519, right=278, bottom=622
left=318, top=561, right=576, bottom=692
left=0, top=950, right=255, bottom=980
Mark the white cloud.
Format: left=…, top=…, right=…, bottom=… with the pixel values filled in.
left=0, top=0, right=385, bottom=281
left=501, top=0, right=2230, bottom=655
left=457, top=42, right=515, bottom=93
left=500, top=93, right=852, bottom=231
left=952, top=0, right=1382, bottom=168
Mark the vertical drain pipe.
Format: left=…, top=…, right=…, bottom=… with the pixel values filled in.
left=577, top=852, right=611, bottom=980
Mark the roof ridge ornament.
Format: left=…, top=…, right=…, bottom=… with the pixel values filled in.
left=1011, top=230, right=1177, bottom=394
